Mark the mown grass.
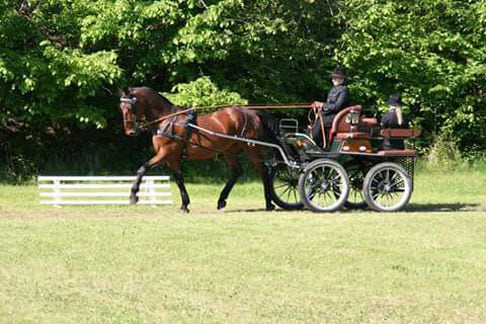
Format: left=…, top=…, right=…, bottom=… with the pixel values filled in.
left=0, top=166, right=485, bottom=323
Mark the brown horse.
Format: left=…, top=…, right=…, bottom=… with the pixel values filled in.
left=119, top=86, right=275, bottom=212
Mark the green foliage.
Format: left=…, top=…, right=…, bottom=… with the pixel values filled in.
left=336, top=0, right=486, bottom=151
left=163, top=76, right=247, bottom=108
left=0, top=0, right=485, bottom=178
left=422, top=134, right=463, bottom=170
left=0, top=0, right=122, bottom=129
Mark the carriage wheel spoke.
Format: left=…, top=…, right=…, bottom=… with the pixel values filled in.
left=299, top=159, right=349, bottom=212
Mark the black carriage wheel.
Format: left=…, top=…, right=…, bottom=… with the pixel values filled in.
left=363, top=162, right=412, bottom=212
left=298, top=159, right=349, bottom=212
left=343, top=163, right=368, bottom=209
left=269, top=163, right=304, bottom=210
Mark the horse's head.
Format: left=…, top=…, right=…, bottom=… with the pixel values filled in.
left=120, top=86, right=179, bottom=136
left=119, top=87, right=142, bottom=136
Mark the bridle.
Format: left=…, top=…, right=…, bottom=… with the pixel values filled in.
left=120, top=96, right=139, bottom=130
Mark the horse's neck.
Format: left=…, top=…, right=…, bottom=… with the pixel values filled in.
left=134, top=89, right=180, bottom=123
left=145, top=99, right=180, bottom=122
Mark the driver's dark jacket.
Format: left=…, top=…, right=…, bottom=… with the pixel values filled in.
left=311, top=84, right=350, bottom=147
left=322, top=85, right=350, bottom=127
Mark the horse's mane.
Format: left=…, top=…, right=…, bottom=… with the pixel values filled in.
left=130, top=86, right=179, bottom=111
left=156, top=92, right=178, bottom=109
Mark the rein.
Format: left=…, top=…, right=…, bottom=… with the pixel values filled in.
left=307, top=104, right=327, bottom=149
left=138, top=103, right=313, bottom=130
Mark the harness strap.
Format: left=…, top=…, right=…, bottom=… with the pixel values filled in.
left=308, top=106, right=327, bottom=149
left=181, top=108, right=198, bottom=160
left=230, top=105, right=249, bottom=137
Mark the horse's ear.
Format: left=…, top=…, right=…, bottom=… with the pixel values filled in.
left=119, top=86, right=130, bottom=97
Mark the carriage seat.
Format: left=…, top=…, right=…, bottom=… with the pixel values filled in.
left=361, top=117, right=378, bottom=127
left=328, top=105, right=371, bottom=143
left=379, top=129, right=421, bottom=151
left=380, top=128, right=421, bottom=139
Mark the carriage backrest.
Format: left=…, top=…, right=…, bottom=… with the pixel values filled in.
left=328, top=105, right=362, bottom=143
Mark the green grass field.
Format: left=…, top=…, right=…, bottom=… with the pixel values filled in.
left=0, top=167, right=485, bottom=323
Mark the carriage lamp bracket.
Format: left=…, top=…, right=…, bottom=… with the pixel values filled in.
left=346, top=109, right=360, bottom=126
left=346, top=109, right=360, bottom=133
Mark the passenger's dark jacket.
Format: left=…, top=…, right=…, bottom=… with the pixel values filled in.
left=322, top=85, right=350, bottom=127
left=380, top=108, right=409, bottom=129
left=380, top=108, right=409, bottom=150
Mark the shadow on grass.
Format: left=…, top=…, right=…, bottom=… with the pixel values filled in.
left=227, top=203, right=483, bottom=214
left=406, top=203, right=480, bottom=212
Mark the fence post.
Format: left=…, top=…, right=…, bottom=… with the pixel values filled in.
left=147, top=178, right=156, bottom=207
left=53, top=179, right=61, bottom=208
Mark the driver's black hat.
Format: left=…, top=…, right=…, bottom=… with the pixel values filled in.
left=331, top=67, right=346, bottom=79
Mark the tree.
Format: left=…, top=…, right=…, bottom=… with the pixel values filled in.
left=2, top=0, right=484, bottom=180
left=0, top=0, right=122, bottom=130
left=336, top=0, right=486, bottom=151
left=80, top=0, right=340, bottom=102
left=1, top=0, right=341, bottom=178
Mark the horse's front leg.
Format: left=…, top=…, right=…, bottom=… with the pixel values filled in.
left=130, top=162, right=151, bottom=205
left=130, top=138, right=167, bottom=205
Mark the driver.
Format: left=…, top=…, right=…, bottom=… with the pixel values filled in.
left=310, top=67, right=350, bottom=147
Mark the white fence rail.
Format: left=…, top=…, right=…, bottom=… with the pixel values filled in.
left=38, top=176, right=173, bottom=206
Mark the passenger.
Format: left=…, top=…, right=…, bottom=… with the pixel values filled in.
left=381, top=93, right=409, bottom=150
left=310, top=67, right=350, bottom=147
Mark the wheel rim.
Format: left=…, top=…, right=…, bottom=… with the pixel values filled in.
left=272, top=166, right=302, bottom=207
left=300, top=160, right=349, bottom=212
left=368, top=167, right=410, bottom=211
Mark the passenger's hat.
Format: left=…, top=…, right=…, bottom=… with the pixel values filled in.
left=386, top=93, right=402, bottom=106
left=331, top=67, right=346, bottom=79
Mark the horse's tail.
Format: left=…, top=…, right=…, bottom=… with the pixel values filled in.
left=234, top=107, right=279, bottom=144
left=255, top=112, right=280, bottom=145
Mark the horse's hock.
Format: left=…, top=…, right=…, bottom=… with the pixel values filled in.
left=38, top=176, right=173, bottom=207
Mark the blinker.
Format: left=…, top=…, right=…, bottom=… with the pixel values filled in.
left=121, top=96, right=137, bottom=115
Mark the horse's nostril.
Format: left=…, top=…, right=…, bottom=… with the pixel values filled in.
left=127, top=130, right=136, bottom=136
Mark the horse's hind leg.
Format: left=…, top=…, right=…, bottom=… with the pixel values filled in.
left=244, top=146, right=275, bottom=211
left=217, top=154, right=243, bottom=210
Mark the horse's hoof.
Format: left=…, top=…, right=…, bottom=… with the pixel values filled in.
left=129, top=197, right=138, bottom=205
left=180, top=206, right=190, bottom=213
left=266, top=203, right=275, bottom=211
left=217, top=200, right=227, bottom=210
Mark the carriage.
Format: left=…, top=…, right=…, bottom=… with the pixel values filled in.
left=266, top=105, right=421, bottom=213
left=120, top=87, right=420, bottom=213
